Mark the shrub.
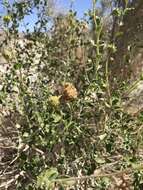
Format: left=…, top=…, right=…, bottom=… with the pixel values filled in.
left=0, top=0, right=143, bottom=189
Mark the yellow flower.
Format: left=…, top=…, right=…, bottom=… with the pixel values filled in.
left=3, top=15, right=11, bottom=23
left=49, top=96, right=61, bottom=107
left=62, top=82, right=78, bottom=100
left=2, top=49, right=13, bottom=60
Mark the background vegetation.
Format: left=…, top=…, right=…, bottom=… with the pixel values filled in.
left=0, top=0, right=143, bottom=189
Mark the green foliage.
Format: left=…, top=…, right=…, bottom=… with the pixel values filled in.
left=0, top=0, right=143, bottom=190
left=37, top=168, right=58, bottom=190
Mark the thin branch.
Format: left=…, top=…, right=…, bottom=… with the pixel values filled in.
left=52, top=163, right=143, bottom=183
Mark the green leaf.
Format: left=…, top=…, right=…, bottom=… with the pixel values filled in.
left=99, top=133, right=107, bottom=140
left=112, top=8, right=122, bottom=17
left=14, top=62, right=22, bottom=70
left=61, top=179, right=75, bottom=187
left=23, top=132, right=29, bottom=138
left=52, top=114, right=62, bottom=123
left=37, top=168, right=58, bottom=190
left=95, top=157, right=105, bottom=164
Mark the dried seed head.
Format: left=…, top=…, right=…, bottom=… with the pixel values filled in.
left=62, top=82, right=78, bottom=100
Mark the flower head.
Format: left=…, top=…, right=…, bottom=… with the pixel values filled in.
left=3, top=15, right=11, bottom=23
left=62, top=82, right=78, bottom=100
left=49, top=95, right=61, bottom=107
